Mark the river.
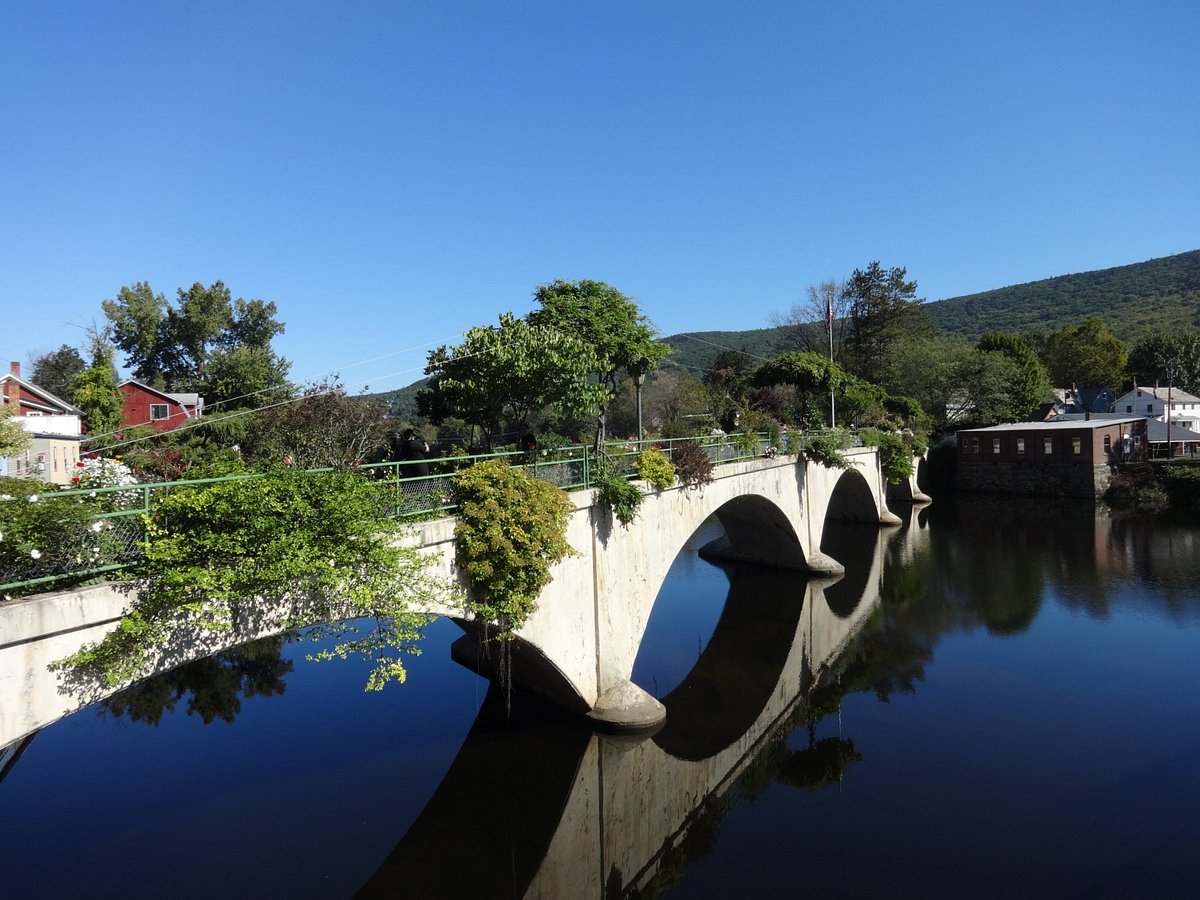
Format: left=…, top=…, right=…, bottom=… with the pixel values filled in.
left=2, top=498, right=1198, bottom=898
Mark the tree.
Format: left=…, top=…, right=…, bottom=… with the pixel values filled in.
left=73, top=338, right=124, bottom=437
left=527, top=279, right=670, bottom=445
left=975, top=332, right=1053, bottom=419
left=418, top=313, right=606, bottom=449
left=30, top=345, right=86, bottom=401
left=1128, top=328, right=1200, bottom=394
left=882, top=333, right=971, bottom=431
left=702, top=349, right=756, bottom=431
left=202, top=345, right=293, bottom=411
left=0, top=405, right=30, bottom=457
left=769, top=279, right=850, bottom=358
left=1040, top=318, right=1129, bottom=390
left=753, top=351, right=851, bottom=427
left=244, top=380, right=388, bottom=470
left=102, top=280, right=290, bottom=402
left=842, top=262, right=932, bottom=377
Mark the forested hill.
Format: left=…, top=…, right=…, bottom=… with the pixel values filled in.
left=663, top=249, right=1200, bottom=372
left=927, top=249, right=1200, bottom=341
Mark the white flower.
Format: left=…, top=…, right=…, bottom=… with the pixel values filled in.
left=28, top=494, right=38, bottom=503
left=30, top=549, right=41, bottom=559
left=91, top=520, right=103, bottom=532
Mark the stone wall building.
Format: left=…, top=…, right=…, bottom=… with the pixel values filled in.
left=955, top=417, right=1147, bottom=498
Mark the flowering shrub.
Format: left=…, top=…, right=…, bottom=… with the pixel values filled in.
left=72, top=456, right=141, bottom=511
left=1, top=481, right=98, bottom=594
left=634, top=447, right=676, bottom=489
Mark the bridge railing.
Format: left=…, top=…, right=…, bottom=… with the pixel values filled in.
left=1, top=432, right=784, bottom=597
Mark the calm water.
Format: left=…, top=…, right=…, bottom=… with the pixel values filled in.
left=3, top=499, right=1199, bottom=898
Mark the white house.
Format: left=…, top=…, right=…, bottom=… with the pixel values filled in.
left=1113, top=385, right=1200, bottom=433
left=1, top=361, right=86, bottom=485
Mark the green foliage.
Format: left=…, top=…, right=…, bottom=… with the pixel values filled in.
left=858, top=429, right=913, bottom=483
left=800, top=431, right=850, bottom=470
left=0, top=406, right=30, bottom=457
left=528, top=278, right=671, bottom=443
left=928, top=249, right=1200, bottom=343
left=843, top=262, right=933, bottom=377
left=595, top=470, right=644, bottom=527
left=451, top=459, right=575, bottom=636
left=74, top=340, right=124, bottom=437
left=30, top=344, right=87, bottom=401
left=56, top=468, right=437, bottom=689
left=419, top=312, right=606, bottom=448
left=1, top=484, right=104, bottom=595
left=671, top=439, right=714, bottom=485
left=634, top=447, right=676, bottom=488
left=243, top=379, right=387, bottom=470
left=1155, top=463, right=1200, bottom=512
left=1041, top=317, right=1129, bottom=390
left=102, top=280, right=290, bottom=397
left=1105, top=465, right=1169, bottom=513
left=1128, top=327, right=1200, bottom=394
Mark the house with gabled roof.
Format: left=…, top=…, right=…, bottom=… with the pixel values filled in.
left=1, top=361, right=85, bottom=484
left=118, top=381, right=205, bottom=432
left=1113, top=384, right=1200, bottom=434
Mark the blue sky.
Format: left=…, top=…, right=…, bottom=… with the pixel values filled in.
left=3, top=1, right=1198, bottom=393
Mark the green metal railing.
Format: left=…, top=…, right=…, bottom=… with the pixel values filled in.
left=1, top=432, right=789, bottom=597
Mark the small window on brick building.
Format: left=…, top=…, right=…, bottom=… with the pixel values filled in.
left=1016, top=438, right=1025, bottom=455
left=150, top=404, right=169, bottom=420
left=970, top=437, right=980, bottom=454
left=1072, top=436, right=1082, bottom=455
left=1103, top=435, right=1111, bottom=453
left=992, top=438, right=1001, bottom=454
left=1043, top=437, right=1053, bottom=455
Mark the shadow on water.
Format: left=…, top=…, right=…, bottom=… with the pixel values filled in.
left=356, top=685, right=593, bottom=899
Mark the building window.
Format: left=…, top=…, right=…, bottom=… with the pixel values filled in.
left=1072, top=437, right=1082, bottom=455
left=992, top=438, right=1001, bottom=454
left=1147, top=404, right=1154, bottom=413
left=1016, top=438, right=1025, bottom=455
left=150, top=404, right=169, bottom=420
left=1126, top=405, right=1132, bottom=413
left=1043, top=437, right=1053, bottom=455
left=1103, top=435, right=1111, bottom=453
left=970, top=437, right=980, bottom=454
left=1134, top=435, right=1142, bottom=446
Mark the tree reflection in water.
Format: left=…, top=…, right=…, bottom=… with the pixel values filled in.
left=99, top=635, right=295, bottom=726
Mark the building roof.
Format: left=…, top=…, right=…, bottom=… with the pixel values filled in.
left=120, top=380, right=202, bottom=411
left=959, top=417, right=1145, bottom=434
left=1146, top=419, right=1200, bottom=443
left=1115, top=385, right=1200, bottom=404
left=0, top=373, right=83, bottom=416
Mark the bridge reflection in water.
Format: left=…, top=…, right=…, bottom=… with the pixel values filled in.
left=358, top=507, right=930, bottom=899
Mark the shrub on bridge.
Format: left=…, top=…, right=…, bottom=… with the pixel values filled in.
left=800, top=431, right=850, bottom=471
left=672, top=439, right=714, bottom=486
left=634, top=447, right=676, bottom=489
left=451, top=459, right=575, bottom=636
left=1, top=482, right=99, bottom=596
left=55, top=468, right=438, bottom=690
left=858, top=429, right=914, bottom=484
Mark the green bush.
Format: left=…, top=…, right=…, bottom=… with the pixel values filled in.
left=595, top=472, right=643, bottom=527
left=634, top=447, right=676, bottom=489
left=875, top=432, right=914, bottom=484
left=57, top=468, right=436, bottom=689
left=800, top=432, right=850, bottom=470
left=1, top=486, right=99, bottom=595
left=452, top=459, right=575, bottom=636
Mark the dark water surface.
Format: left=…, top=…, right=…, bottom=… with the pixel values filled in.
left=2, top=499, right=1199, bottom=898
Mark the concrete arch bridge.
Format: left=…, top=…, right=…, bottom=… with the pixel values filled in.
left=414, top=447, right=912, bottom=730
left=0, top=447, right=920, bottom=744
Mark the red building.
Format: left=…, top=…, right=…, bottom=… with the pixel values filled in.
left=955, top=416, right=1147, bottom=498
left=119, top=381, right=205, bottom=432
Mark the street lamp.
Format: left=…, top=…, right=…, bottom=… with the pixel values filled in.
left=636, top=370, right=647, bottom=443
